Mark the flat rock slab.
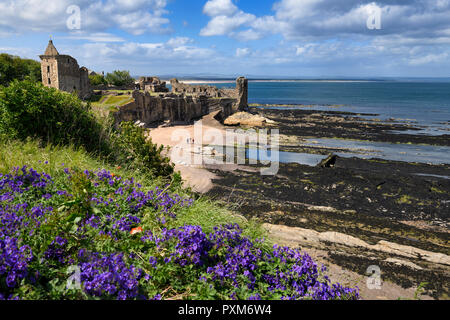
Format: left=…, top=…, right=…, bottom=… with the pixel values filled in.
left=263, top=223, right=450, bottom=266
left=224, top=112, right=276, bottom=126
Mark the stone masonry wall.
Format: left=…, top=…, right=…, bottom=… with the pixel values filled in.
left=113, top=91, right=235, bottom=126
left=235, top=76, right=248, bottom=112
left=113, top=77, right=247, bottom=126
left=170, top=79, right=222, bottom=97
left=40, top=58, right=59, bottom=89
left=169, top=77, right=248, bottom=112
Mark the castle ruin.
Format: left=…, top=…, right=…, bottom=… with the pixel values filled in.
left=113, top=78, right=248, bottom=125
left=170, top=77, right=248, bottom=112
left=138, top=76, right=169, bottom=92
left=39, top=40, right=91, bottom=99
left=170, top=79, right=222, bottom=97
left=38, top=40, right=248, bottom=126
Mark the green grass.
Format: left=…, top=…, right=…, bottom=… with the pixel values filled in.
left=89, top=94, right=134, bottom=117
left=103, top=95, right=133, bottom=105
left=172, top=197, right=267, bottom=242
left=90, top=93, right=133, bottom=109
left=92, top=96, right=133, bottom=107
left=0, top=138, right=117, bottom=177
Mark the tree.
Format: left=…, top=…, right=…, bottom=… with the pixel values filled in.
left=105, top=70, right=135, bottom=87
left=89, top=74, right=107, bottom=86
left=0, top=54, right=18, bottom=85
left=0, top=53, right=41, bottom=86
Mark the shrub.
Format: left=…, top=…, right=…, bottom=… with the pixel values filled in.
left=112, top=121, right=174, bottom=177
left=0, top=80, right=174, bottom=179
left=0, top=80, right=111, bottom=156
left=0, top=53, right=41, bottom=86
left=105, top=70, right=134, bottom=87
left=89, top=74, right=107, bottom=86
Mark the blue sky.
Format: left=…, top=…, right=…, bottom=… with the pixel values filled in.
left=1, top=0, right=450, bottom=78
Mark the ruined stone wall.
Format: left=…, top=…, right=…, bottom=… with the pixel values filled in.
left=56, top=55, right=82, bottom=93
left=220, top=88, right=238, bottom=98
left=79, top=67, right=91, bottom=99
left=169, top=77, right=248, bottom=112
left=170, top=79, right=222, bottom=97
left=139, top=76, right=168, bottom=92
left=112, top=77, right=247, bottom=126
left=113, top=91, right=235, bottom=126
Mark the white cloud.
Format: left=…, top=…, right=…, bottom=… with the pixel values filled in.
left=200, top=11, right=256, bottom=36
left=235, top=29, right=263, bottom=41
left=203, top=0, right=238, bottom=17
left=166, top=37, right=194, bottom=47
left=236, top=48, right=251, bottom=57
left=409, top=53, right=449, bottom=65
left=200, top=0, right=450, bottom=43
left=0, top=0, right=170, bottom=35
left=78, top=37, right=216, bottom=64
left=196, top=0, right=450, bottom=74
left=60, top=32, right=125, bottom=42
left=295, top=47, right=305, bottom=56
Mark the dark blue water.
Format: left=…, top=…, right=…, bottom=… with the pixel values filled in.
left=192, top=80, right=450, bottom=164
left=215, top=81, right=450, bottom=130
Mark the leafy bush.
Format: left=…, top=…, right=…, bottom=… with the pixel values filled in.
left=112, top=122, right=174, bottom=177
left=0, top=80, right=111, bottom=156
left=105, top=70, right=134, bottom=87
left=0, top=54, right=41, bottom=86
left=0, top=80, right=173, bottom=179
left=0, top=166, right=360, bottom=300
left=89, top=74, right=107, bottom=86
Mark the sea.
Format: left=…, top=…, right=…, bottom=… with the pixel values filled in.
left=189, top=80, right=450, bottom=165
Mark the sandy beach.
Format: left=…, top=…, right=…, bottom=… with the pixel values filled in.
left=148, top=111, right=240, bottom=193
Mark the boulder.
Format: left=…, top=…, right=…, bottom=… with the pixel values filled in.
left=318, top=154, right=337, bottom=168
left=224, top=112, right=275, bottom=126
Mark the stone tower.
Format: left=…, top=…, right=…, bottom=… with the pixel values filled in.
left=235, top=77, right=248, bottom=112
left=39, top=40, right=91, bottom=99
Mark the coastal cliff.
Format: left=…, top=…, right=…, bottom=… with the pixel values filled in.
left=112, top=77, right=248, bottom=126
left=112, top=91, right=235, bottom=125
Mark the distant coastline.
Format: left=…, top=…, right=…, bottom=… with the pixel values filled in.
left=160, top=78, right=450, bottom=84
left=169, top=79, right=384, bottom=85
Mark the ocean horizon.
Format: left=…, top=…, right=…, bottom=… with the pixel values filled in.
left=182, top=80, right=450, bottom=133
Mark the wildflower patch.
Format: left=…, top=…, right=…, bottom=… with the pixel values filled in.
left=0, top=165, right=359, bottom=300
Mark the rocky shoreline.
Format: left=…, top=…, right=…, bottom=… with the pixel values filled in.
left=203, top=106, right=449, bottom=299
left=248, top=106, right=450, bottom=147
